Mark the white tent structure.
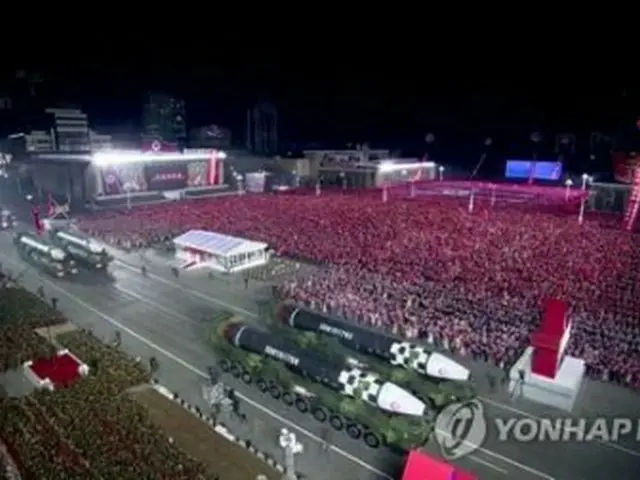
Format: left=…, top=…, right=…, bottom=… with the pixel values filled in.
left=173, top=230, right=269, bottom=273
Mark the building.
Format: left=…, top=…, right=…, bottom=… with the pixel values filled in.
left=8, top=131, right=54, bottom=152
left=89, top=130, right=113, bottom=151
left=45, top=108, right=90, bottom=152
left=189, top=124, right=231, bottom=148
left=142, top=92, right=186, bottom=143
left=246, top=102, right=278, bottom=155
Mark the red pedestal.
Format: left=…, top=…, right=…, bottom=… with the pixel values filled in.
left=530, top=299, right=569, bottom=379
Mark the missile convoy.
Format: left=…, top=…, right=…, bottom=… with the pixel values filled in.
left=275, top=302, right=475, bottom=406
left=48, top=228, right=113, bottom=270
left=13, top=232, right=77, bottom=277
left=211, top=318, right=434, bottom=451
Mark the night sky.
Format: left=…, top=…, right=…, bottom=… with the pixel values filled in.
left=4, top=45, right=639, bottom=162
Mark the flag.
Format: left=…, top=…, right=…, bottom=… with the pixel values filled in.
left=32, top=206, right=42, bottom=235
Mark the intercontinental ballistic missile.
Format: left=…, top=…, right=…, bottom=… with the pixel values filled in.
left=49, top=229, right=112, bottom=268
left=15, top=232, right=67, bottom=261
left=277, top=303, right=470, bottom=382
left=224, top=321, right=428, bottom=417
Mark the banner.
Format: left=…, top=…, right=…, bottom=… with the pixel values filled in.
left=505, top=160, right=563, bottom=180
left=612, top=152, right=639, bottom=184
left=144, top=163, right=188, bottom=190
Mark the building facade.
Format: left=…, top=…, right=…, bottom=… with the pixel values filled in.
left=142, top=92, right=187, bottom=143
left=246, top=102, right=278, bottom=155
left=189, top=124, right=231, bottom=148
left=45, top=108, right=90, bottom=152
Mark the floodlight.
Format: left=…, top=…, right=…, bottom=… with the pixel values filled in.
left=438, top=165, right=445, bottom=172
left=581, top=173, right=589, bottom=180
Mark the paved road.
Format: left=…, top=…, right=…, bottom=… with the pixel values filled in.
left=1, top=229, right=640, bottom=479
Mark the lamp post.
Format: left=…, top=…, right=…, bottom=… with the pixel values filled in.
left=564, top=178, right=573, bottom=201
left=278, top=428, right=303, bottom=480
left=236, top=173, right=244, bottom=195
left=581, top=173, right=591, bottom=191
left=438, top=165, right=444, bottom=182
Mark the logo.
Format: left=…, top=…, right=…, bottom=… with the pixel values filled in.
left=434, top=400, right=487, bottom=459
left=151, top=140, right=161, bottom=152
left=318, top=323, right=354, bottom=340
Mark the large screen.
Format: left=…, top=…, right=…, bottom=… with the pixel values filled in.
left=505, top=160, right=563, bottom=180
left=144, top=163, right=188, bottom=190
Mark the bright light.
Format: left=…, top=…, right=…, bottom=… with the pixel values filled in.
left=378, top=161, right=435, bottom=173
left=217, top=151, right=227, bottom=160
left=565, top=179, right=573, bottom=186
left=92, top=150, right=219, bottom=166
left=438, top=165, right=445, bottom=172
left=581, top=173, right=589, bottom=180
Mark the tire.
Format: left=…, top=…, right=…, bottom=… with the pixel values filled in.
left=219, top=359, right=231, bottom=372
left=282, top=392, right=295, bottom=406
left=312, top=407, right=328, bottom=423
left=364, top=432, right=381, bottom=449
left=256, top=378, right=268, bottom=392
left=295, top=397, right=309, bottom=413
left=329, top=414, right=344, bottom=431
left=346, top=424, right=362, bottom=439
left=241, top=371, right=252, bottom=384
left=230, top=363, right=241, bottom=378
left=269, top=383, right=281, bottom=399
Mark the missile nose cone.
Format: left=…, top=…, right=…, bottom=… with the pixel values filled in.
left=377, top=382, right=426, bottom=417
left=426, top=353, right=470, bottom=382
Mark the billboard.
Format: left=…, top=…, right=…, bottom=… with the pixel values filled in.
left=144, top=163, right=188, bottom=190
left=505, top=160, right=563, bottom=180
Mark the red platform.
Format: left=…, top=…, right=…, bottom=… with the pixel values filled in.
left=530, top=299, right=570, bottom=379
left=401, top=450, right=478, bottom=480
left=29, top=353, right=82, bottom=389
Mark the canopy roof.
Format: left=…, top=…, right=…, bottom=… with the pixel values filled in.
left=172, top=229, right=267, bottom=257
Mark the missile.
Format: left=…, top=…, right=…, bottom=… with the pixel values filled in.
left=16, top=233, right=67, bottom=262
left=53, top=229, right=107, bottom=254
left=224, top=321, right=427, bottom=417
left=278, top=304, right=470, bottom=382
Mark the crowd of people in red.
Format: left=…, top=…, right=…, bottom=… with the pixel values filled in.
left=77, top=191, right=640, bottom=390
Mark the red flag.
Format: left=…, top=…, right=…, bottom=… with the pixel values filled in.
left=32, top=207, right=42, bottom=235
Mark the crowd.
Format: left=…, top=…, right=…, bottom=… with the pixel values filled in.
left=76, top=191, right=640, bottom=389
left=0, top=276, right=216, bottom=479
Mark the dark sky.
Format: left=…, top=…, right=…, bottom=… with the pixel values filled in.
left=7, top=43, right=639, bottom=149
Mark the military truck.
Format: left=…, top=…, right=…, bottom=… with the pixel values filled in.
left=273, top=302, right=476, bottom=409
left=210, top=318, right=434, bottom=452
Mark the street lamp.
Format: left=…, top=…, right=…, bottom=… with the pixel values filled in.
left=564, top=178, right=573, bottom=200
left=438, top=165, right=444, bottom=182
left=581, top=173, right=591, bottom=191
left=278, top=428, right=303, bottom=480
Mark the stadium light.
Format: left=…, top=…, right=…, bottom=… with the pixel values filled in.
left=564, top=178, right=573, bottom=200
left=438, top=165, right=444, bottom=181
left=581, top=173, right=591, bottom=191
left=92, top=150, right=221, bottom=166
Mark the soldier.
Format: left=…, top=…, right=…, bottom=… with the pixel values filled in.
left=486, top=372, right=496, bottom=392
left=171, top=266, right=179, bottom=278
left=141, top=264, right=147, bottom=276
left=37, top=284, right=45, bottom=298
left=320, top=427, right=331, bottom=452
left=244, top=276, right=249, bottom=289
left=51, top=297, right=58, bottom=310
left=149, top=356, right=159, bottom=373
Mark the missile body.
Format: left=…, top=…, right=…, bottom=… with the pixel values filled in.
left=279, top=304, right=470, bottom=382
left=50, top=229, right=111, bottom=267
left=224, top=322, right=427, bottom=417
left=15, top=232, right=67, bottom=262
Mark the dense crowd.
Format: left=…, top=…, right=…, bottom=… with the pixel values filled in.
left=0, top=278, right=217, bottom=479
left=77, top=191, right=640, bottom=389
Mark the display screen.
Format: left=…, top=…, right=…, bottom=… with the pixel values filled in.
left=505, top=160, right=563, bottom=180
left=144, top=163, right=188, bottom=190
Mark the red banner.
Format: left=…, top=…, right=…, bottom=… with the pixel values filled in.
left=613, top=152, right=639, bottom=184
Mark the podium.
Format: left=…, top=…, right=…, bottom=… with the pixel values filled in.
left=509, top=299, right=585, bottom=411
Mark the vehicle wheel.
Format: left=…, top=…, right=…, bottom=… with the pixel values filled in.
left=329, top=414, right=344, bottom=431
left=241, top=371, right=252, bottom=384
left=346, top=424, right=362, bottom=439
left=295, top=397, right=309, bottom=413
left=269, top=383, right=281, bottom=399
left=256, top=378, right=268, bottom=392
left=230, top=363, right=242, bottom=378
left=312, top=407, right=328, bottom=423
left=363, top=432, right=381, bottom=449
left=282, top=392, right=294, bottom=406
left=219, top=359, right=231, bottom=372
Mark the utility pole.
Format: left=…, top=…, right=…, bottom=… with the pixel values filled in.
left=278, top=428, right=303, bottom=480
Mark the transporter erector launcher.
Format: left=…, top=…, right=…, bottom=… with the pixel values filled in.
left=49, top=229, right=112, bottom=268
left=278, top=304, right=470, bottom=382
left=13, top=232, right=77, bottom=276
left=224, top=321, right=428, bottom=417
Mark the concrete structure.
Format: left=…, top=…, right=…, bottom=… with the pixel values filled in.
left=142, top=92, right=186, bottom=143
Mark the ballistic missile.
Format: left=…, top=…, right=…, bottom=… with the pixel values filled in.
left=51, top=229, right=107, bottom=254
left=278, top=304, right=470, bottom=382
left=224, top=321, right=427, bottom=417
left=15, top=232, right=67, bottom=261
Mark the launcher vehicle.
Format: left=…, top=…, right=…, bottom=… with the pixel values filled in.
left=275, top=303, right=476, bottom=406
left=48, top=228, right=113, bottom=270
left=210, top=318, right=434, bottom=451
left=13, top=232, right=77, bottom=277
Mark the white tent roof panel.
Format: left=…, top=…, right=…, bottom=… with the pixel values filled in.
left=173, top=229, right=267, bottom=257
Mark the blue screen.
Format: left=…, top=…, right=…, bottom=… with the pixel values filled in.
left=505, top=160, right=562, bottom=180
